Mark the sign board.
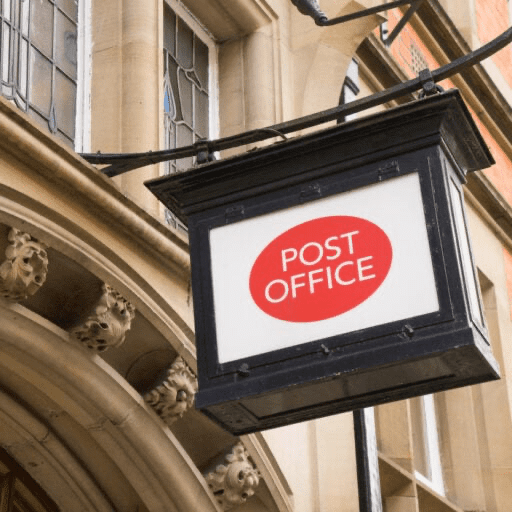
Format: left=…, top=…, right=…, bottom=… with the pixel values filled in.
left=210, top=172, right=438, bottom=363
left=146, top=90, right=500, bottom=434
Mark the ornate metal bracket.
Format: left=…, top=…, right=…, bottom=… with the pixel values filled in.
left=291, top=0, right=424, bottom=48
left=81, top=25, right=512, bottom=177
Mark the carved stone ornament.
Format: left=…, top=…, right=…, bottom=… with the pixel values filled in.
left=0, top=228, right=48, bottom=302
left=71, top=284, right=135, bottom=352
left=205, top=442, right=260, bottom=511
left=144, top=356, right=198, bottom=425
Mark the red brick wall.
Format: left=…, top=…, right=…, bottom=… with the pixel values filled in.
left=383, top=8, right=512, bottom=205
left=475, top=0, right=512, bottom=88
left=383, top=6, right=512, bottom=318
left=386, top=9, right=455, bottom=89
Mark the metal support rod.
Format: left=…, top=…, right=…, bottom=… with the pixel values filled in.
left=82, top=25, right=512, bottom=177
left=319, top=0, right=419, bottom=26
left=384, top=0, right=424, bottom=46
left=353, top=409, right=383, bottom=512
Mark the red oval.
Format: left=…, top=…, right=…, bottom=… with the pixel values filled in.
left=249, top=216, right=392, bottom=322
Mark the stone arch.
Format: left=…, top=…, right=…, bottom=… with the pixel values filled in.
left=0, top=300, right=219, bottom=512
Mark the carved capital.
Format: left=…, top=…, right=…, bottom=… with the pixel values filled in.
left=205, top=442, right=260, bottom=510
left=0, top=228, right=48, bottom=302
left=144, top=356, right=198, bottom=425
left=71, top=284, right=135, bottom=351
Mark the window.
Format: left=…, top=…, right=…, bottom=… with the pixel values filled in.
left=163, top=0, right=216, bottom=231
left=410, top=394, right=445, bottom=495
left=0, top=448, right=59, bottom=511
left=0, top=0, right=80, bottom=147
left=339, top=58, right=359, bottom=123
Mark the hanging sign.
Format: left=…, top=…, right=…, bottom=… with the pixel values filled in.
left=209, top=173, right=437, bottom=364
left=146, top=90, right=500, bottom=434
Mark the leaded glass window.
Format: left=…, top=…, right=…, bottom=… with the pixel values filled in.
left=0, top=0, right=78, bottom=146
left=163, top=2, right=210, bottom=230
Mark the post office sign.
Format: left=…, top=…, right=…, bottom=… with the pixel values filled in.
left=146, top=90, right=500, bottom=434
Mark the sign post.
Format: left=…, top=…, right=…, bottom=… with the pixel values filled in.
left=354, top=409, right=383, bottom=512
left=146, top=89, right=500, bottom=435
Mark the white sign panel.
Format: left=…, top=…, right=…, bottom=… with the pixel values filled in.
left=209, top=172, right=439, bottom=363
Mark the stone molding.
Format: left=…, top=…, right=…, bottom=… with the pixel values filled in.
left=205, top=442, right=260, bottom=511
left=144, top=356, right=198, bottom=425
left=0, top=301, right=219, bottom=512
left=0, top=228, right=48, bottom=302
left=0, top=95, right=190, bottom=279
left=71, top=284, right=135, bottom=351
left=182, top=0, right=275, bottom=41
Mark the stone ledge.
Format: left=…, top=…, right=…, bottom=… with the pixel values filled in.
left=0, top=96, right=190, bottom=279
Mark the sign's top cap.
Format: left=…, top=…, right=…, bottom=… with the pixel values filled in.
left=146, top=90, right=494, bottom=225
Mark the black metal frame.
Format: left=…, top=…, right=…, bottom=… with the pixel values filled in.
left=193, top=155, right=453, bottom=381
left=146, top=90, right=499, bottom=435
left=82, top=25, right=512, bottom=177
left=354, top=409, right=382, bottom=512
left=291, top=0, right=424, bottom=48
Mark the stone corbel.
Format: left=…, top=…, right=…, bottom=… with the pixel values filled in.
left=205, top=442, right=260, bottom=510
left=71, top=284, right=135, bottom=351
left=0, top=228, right=48, bottom=302
left=144, top=356, right=198, bottom=426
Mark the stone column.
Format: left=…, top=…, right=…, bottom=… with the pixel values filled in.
left=91, top=0, right=161, bottom=216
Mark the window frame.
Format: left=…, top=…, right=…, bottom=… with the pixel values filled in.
left=413, top=394, right=445, bottom=496
left=74, top=0, right=91, bottom=153
left=1, top=0, right=90, bottom=150
left=163, top=0, right=219, bottom=149
left=162, top=0, right=218, bottom=231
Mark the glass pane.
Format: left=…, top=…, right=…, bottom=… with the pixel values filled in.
left=31, top=0, right=53, bottom=58
left=21, top=0, right=30, bottom=36
left=52, top=127, right=73, bottom=147
left=168, top=57, right=182, bottom=121
left=195, top=38, right=208, bottom=91
left=163, top=76, right=175, bottom=118
left=56, top=9, right=77, bottom=78
left=178, top=68, right=192, bottom=125
left=56, top=0, right=78, bottom=22
left=176, top=123, right=193, bottom=170
left=28, top=106, right=48, bottom=128
left=54, top=68, right=75, bottom=137
left=29, top=47, right=52, bottom=114
left=195, top=89, right=208, bottom=138
left=18, top=36, right=27, bottom=96
left=3, top=0, right=11, bottom=21
left=163, top=3, right=175, bottom=56
left=1, top=82, right=12, bottom=96
left=164, top=116, right=175, bottom=149
left=176, top=17, right=193, bottom=68
left=2, top=23, right=10, bottom=81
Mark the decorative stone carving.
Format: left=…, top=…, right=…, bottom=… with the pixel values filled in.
left=0, top=228, right=48, bottom=302
left=144, top=356, right=198, bottom=425
left=71, top=284, right=135, bottom=351
left=205, top=442, right=260, bottom=511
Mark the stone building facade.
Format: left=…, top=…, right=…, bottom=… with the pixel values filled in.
left=0, top=0, right=512, bottom=511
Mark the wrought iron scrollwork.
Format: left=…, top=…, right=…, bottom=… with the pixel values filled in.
left=82, top=24, right=512, bottom=177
